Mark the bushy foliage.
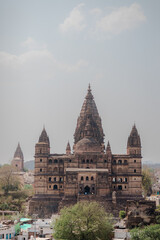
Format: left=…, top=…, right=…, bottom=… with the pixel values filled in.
left=142, top=168, right=152, bottom=197
left=53, top=201, right=113, bottom=240
left=130, top=224, right=160, bottom=240
left=0, top=165, right=21, bottom=195
left=0, top=195, right=25, bottom=211
left=15, top=223, right=21, bottom=235
left=119, top=210, right=126, bottom=219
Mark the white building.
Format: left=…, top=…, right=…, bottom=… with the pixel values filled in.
left=0, top=224, right=15, bottom=240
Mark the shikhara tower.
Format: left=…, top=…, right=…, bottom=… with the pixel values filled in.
left=11, top=143, right=24, bottom=171
left=29, top=85, right=142, bottom=217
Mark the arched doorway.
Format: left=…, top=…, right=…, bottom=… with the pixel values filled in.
left=84, top=185, right=90, bottom=195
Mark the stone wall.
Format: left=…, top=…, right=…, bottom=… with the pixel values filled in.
left=125, top=200, right=156, bottom=228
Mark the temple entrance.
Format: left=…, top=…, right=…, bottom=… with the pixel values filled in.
left=84, top=185, right=90, bottom=195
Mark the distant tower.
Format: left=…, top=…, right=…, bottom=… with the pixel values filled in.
left=66, top=142, right=71, bottom=155
left=11, top=143, right=24, bottom=171
left=34, top=127, right=50, bottom=194
left=127, top=124, right=142, bottom=196
left=127, top=124, right=141, bottom=156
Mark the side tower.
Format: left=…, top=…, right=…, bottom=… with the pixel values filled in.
left=34, top=127, right=50, bottom=195
left=127, top=124, right=142, bottom=197
left=11, top=143, right=24, bottom=171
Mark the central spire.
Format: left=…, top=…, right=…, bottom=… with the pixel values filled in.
left=85, top=84, right=93, bottom=100
left=74, top=85, right=104, bottom=145
left=14, top=142, right=24, bottom=160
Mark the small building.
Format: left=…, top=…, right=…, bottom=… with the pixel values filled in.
left=0, top=224, right=15, bottom=240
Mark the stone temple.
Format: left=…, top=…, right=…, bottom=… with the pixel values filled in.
left=11, top=143, right=24, bottom=171
left=29, top=85, right=143, bottom=217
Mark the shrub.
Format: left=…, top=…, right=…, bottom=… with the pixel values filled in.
left=53, top=201, right=113, bottom=240
left=130, top=224, right=160, bottom=240
left=119, top=210, right=126, bottom=219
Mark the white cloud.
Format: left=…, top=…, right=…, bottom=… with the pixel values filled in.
left=95, top=3, right=146, bottom=36
left=60, top=59, right=88, bottom=72
left=21, top=37, right=47, bottom=50
left=59, top=3, right=86, bottom=33
left=0, top=38, right=88, bottom=82
left=90, top=8, right=102, bottom=16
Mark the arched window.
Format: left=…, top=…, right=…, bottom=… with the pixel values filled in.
left=82, top=159, right=85, bottom=163
left=113, top=160, right=116, bottom=164
left=69, top=159, right=72, bottom=163
left=86, top=159, right=89, bottom=163
left=118, top=160, right=122, bottom=164
left=54, top=159, right=58, bottom=163
left=40, top=168, right=42, bottom=172
left=124, top=160, right=128, bottom=164
left=86, top=176, right=89, bottom=181
left=49, top=177, right=51, bottom=182
left=118, top=178, right=121, bottom=182
left=134, top=169, right=136, bottom=173
left=81, top=176, right=84, bottom=181
left=60, top=177, right=63, bottom=182
left=53, top=167, right=58, bottom=172
left=91, top=176, right=94, bottom=181
left=59, top=159, right=63, bottom=163
left=40, top=159, right=42, bottom=162
left=90, top=159, right=93, bottom=163
left=118, top=185, right=122, bottom=190
left=112, top=177, right=116, bottom=182
left=134, top=160, right=136, bottom=163
left=54, top=177, right=56, bottom=182
left=49, top=185, right=51, bottom=188
left=124, top=178, right=127, bottom=182
left=49, top=159, right=52, bottom=164
left=104, top=160, right=107, bottom=163
left=53, top=185, right=58, bottom=190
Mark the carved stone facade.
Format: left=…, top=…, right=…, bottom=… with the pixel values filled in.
left=29, top=86, right=143, bottom=217
left=11, top=143, right=24, bottom=171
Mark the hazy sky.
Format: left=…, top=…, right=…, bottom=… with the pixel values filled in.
left=0, top=0, right=160, bottom=164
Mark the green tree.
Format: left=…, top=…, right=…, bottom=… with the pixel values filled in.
left=53, top=202, right=113, bottom=240
left=142, top=168, right=152, bottom=197
left=15, top=223, right=21, bottom=235
left=0, top=165, right=21, bottom=195
left=119, top=210, right=126, bottom=219
left=130, top=224, right=160, bottom=240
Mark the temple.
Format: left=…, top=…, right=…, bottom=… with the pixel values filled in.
left=29, top=86, right=142, bottom=217
left=11, top=143, right=24, bottom=171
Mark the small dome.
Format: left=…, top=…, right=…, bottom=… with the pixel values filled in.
left=75, top=137, right=101, bottom=153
